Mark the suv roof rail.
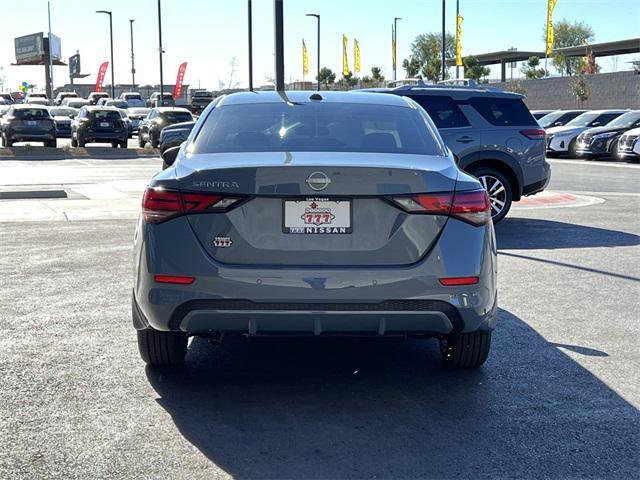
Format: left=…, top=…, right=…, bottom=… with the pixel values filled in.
left=390, top=83, right=514, bottom=95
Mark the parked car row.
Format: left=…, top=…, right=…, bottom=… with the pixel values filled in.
left=539, top=109, right=640, bottom=161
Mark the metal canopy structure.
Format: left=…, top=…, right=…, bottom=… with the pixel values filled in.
left=554, top=38, right=640, bottom=58
left=445, top=50, right=545, bottom=81
left=447, top=38, right=640, bottom=82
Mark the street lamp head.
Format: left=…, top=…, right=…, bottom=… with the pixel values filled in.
left=130, top=18, right=135, bottom=23
left=306, top=13, right=319, bottom=18
left=395, top=17, right=402, bottom=21
left=96, top=10, right=111, bottom=15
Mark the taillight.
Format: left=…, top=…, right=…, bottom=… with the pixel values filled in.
left=450, top=190, right=491, bottom=226
left=154, top=274, right=195, bottom=285
left=521, top=128, right=545, bottom=140
left=439, top=276, right=479, bottom=286
left=391, top=189, right=490, bottom=226
left=141, top=188, right=241, bottom=224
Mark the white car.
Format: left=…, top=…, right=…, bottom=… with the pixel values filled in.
left=617, top=126, right=640, bottom=162
left=546, top=110, right=627, bottom=157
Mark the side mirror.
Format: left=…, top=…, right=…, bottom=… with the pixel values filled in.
left=69, top=114, right=76, bottom=119
left=592, top=122, right=601, bottom=127
left=161, top=146, right=180, bottom=168
left=554, top=121, right=563, bottom=126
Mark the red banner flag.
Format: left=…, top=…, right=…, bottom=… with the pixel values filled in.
left=173, top=62, right=187, bottom=100
left=95, top=61, right=109, bottom=93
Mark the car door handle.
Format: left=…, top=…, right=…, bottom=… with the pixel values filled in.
left=455, top=136, right=474, bottom=143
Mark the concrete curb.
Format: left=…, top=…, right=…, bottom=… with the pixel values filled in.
left=0, top=146, right=158, bottom=160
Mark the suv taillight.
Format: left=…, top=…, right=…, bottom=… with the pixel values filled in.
left=141, top=188, right=241, bottom=224
left=521, top=129, right=545, bottom=140
left=391, top=190, right=491, bottom=226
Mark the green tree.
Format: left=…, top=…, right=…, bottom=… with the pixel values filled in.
left=371, top=67, right=385, bottom=84
left=521, top=56, right=547, bottom=79
left=463, top=56, right=490, bottom=82
left=543, top=19, right=595, bottom=76
left=569, top=73, right=591, bottom=108
left=317, top=67, right=336, bottom=87
left=336, top=71, right=358, bottom=90
left=402, top=32, right=455, bottom=82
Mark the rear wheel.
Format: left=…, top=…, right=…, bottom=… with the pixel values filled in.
left=78, top=135, right=86, bottom=148
left=138, top=135, right=146, bottom=148
left=5, top=136, right=13, bottom=147
left=151, top=133, right=159, bottom=149
left=120, top=140, right=128, bottom=149
left=468, top=167, right=512, bottom=223
left=111, top=141, right=119, bottom=148
left=71, top=136, right=78, bottom=147
left=137, top=328, right=188, bottom=367
left=440, top=330, right=492, bottom=369
left=568, top=139, right=578, bottom=158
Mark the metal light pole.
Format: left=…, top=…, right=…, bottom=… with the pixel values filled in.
left=441, top=0, right=446, bottom=81
left=455, top=0, right=459, bottom=79
left=96, top=10, right=114, bottom=98
left=394, top=17, right=402, bottom=81
left=248, top=0, right=253, bottom=91
left=306, top=14, right=320, bottom=90
left=47, top=1, right=53, bottom=100
left=157, top=0, right=165, bottom=102
left=129, top=19, right=136, bottom=89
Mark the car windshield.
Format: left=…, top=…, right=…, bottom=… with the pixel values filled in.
left=90, top=110, right=121, bottom=121
left=566, top=112, right=604, bottom=127
left=538, top=111, right=564, bottom=128
left=128, top=108, right=150, bottom=116
left=193, top=102, right=446, bottom=156
left=162, top=111, right=193, bottom=123
left=605, top=111, right=640, bottom=128
left=14, top=108, right=50, bottom=119
left=49, top=107, right=76, bottom=117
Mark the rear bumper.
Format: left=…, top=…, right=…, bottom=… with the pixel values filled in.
left=133, top=216, right=498, bottom=336
left=82, top=130, right=127, bottom=142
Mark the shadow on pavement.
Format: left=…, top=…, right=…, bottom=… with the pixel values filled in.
left=495, top=217, right=640, bottom=250
left=146, top=308, right=638, bottom=479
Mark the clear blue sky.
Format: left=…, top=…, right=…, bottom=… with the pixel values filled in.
left=0, top=0, right=638, bottom=92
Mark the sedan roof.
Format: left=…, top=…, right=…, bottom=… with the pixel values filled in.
left=218, top=90, right=412, bottom=107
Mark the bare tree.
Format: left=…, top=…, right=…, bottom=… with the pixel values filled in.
left=218, top=57, right=240, bottom=91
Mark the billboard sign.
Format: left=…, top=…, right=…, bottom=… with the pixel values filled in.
left=14, top=33, right=44, bottom=63
left=49, top=34, right=61, bottom=61
left=69, top=54, right=81, bottom=77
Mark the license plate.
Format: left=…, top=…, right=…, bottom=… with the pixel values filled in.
left=99, top=122, right=110, bottom=128
left=283, top=198, right=352, bottom=234
left=27, top=120, right=37, bottom=126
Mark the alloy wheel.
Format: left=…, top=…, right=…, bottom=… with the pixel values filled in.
left=478, top=174, right=507, bottom=218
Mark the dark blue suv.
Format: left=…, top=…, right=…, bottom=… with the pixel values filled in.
left=378, top=85, right=550, bottom=222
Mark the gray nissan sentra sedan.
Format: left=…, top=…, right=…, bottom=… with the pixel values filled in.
left=133, top=91, right=497, bottom=369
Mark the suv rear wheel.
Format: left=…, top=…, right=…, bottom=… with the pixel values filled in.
left=137, top=328, right=188, bottom=367
left=440, top=330, right=492, bottom=368
left=468, top=167, right=513, bottom=223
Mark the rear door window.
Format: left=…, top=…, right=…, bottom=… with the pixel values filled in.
left=469, top=97, right=536, bottom=126
left=593, top=113, right=622, bottom=126
left=407, top=95, right=470, bottom=128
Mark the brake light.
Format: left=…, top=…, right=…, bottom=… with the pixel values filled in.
left=141, top=188, right=240, bottom=224
left=450, top=190, right=491, bottom=226
left=154, top=275, right=195, bottom=285
left=439, top=276, right=479, bottom=286
left=391, top=190, right=490, bottom=226
left=521, top=129, right=545, bottom=140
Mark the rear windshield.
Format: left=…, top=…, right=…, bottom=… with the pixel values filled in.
left=106, top=101, right=128, bottom=109
left=90, top=110, right=122, bottom=121
left=67, top=101, right=89, bottom=108
left=470, top=97, right=536, bottom=126
left=193, top=102, right=446, bottom=155
left=14, top=108, right=50, bottom=119
left=124, top=94, right=142, bottom=99
left=49, top=107, right=76, bottom=117
left=162, top=111, right=193, bottom=123
left=128, top=108, right=150, bottom=116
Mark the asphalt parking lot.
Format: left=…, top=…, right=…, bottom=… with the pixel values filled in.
left=0, top=157, right=638, bottom=479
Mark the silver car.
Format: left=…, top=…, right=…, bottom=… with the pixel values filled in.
left=133, top=91, right=497, bottom=369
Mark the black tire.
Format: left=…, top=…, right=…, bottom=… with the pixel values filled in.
left=137, top=328, right=188, bottom=367
left=120, top=140, right=128, bottom=149
left=468, top=166, right=513, bottom=223
left=568, top=139, right=578, bottom=158
left=71, top=136, right=78, bottom=148
left=440, top=330, right=492, bottom=369
left=78, top=136, right=86, bottom=148
left=138, top=135, right=146, bottom=148
left=5, top=136, right=13, bottom=147
left=1, top=134, right=5, bottom=147
left=48, top=139, right=57, bottom=148
left=111, top=141, right=119, bottom=148
left=151, top=134, right=159, bottom=149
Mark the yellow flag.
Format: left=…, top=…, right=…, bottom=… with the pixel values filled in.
left=546, top=0, right=558, bottom=57
left=354, top=39, right=361, bottom=73
left=302, top=39, right=309, bottom=76
left=456, top=15, right=464, bottom=67
left=343, top=34, right=349, bottom=76
left=392, top=25, right=396, bottom=71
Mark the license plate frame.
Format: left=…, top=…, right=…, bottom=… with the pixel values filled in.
left=282, top=197, right=352, bottom=234
left=26, top=120, right=37, bottom=126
